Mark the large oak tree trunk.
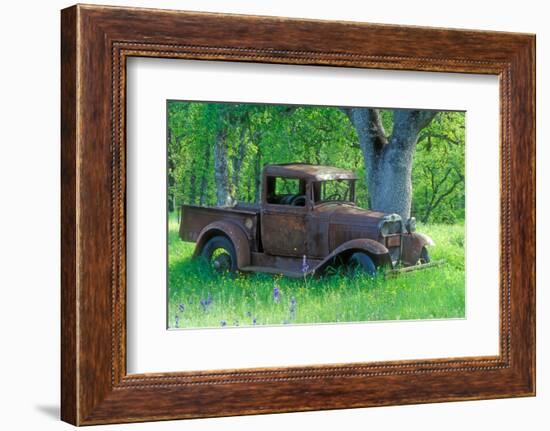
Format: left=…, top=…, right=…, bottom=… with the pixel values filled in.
left=254, top=148, right=262, bottom=204
left=213, top=128, right=234, bottom=206
left=231, top=125, right=248, bottom=199
left=198, top=142, right=210, bottom=206
left=344, top=108, right=437, bottom=220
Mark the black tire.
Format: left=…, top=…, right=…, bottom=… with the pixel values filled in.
left=348, top=252, right=377, bottom=276
left=200, top=236, right=238, bottom=273
left=419, top=246, right=431, bottom=264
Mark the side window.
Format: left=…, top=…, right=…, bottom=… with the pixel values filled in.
left=312, top=180, right=355, bottom=203
left=266, top=177, right=306, bottom=206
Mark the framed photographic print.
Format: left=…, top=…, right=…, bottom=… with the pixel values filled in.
left=61, top=4, right=535, bottom=425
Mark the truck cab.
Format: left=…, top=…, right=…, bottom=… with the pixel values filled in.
left=261, top=164, right=357, bottom=258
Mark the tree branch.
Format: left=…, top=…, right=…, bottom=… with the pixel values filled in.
left=391, top=110, right=438, bottom=149
left=436, top=167, right=454, bottom=191
left=418, top=132, right=462, bottom=146
left=413, top=110, right=439, bottom=130
left=431, top=176, right=463, bottom=210
left=341, top=107, right=388, bottom=151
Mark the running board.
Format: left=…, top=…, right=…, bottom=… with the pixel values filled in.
left=242, top=260, right=444, bottom=279
left=240, top=265, right=306, bottom=278
left=386, top=259, right=445, bottom=278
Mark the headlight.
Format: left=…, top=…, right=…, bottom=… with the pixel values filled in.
left=406, top=217, right=416, bottom=233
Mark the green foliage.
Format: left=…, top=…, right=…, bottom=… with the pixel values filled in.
left=168, top=101, right=465, bottom=224
left=412, top=112, right=466, bottom=223
left=167, top=213, right=465, bottom=329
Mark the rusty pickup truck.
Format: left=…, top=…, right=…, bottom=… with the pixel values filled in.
left=179, top=163, right=434, bottom=277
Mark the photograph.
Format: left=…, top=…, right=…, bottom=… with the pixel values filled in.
left=167, top=101, right=466, bottom=329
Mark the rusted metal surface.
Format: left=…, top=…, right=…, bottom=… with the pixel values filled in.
left=179, top=163, right=436, bottom=275
left=193, top=220, right=252, bottom=269
left=180, top=205, right=260, bottom=251
left=317, top=238, right=392, bottom=270
left=261, top=206, right=307, bottom=257
left=385, top=235, right=401, bottom=248
left=263, top=163, right=358, bottom=181
left=247, top=252, right=322, bottom=277
left=400, top=232, right=435, bottom=266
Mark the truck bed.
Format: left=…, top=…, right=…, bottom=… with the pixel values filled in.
left=179, top=203, right=260, bottom=244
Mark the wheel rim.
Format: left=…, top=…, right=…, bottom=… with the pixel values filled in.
left=210, top=248, right=233, bottom=272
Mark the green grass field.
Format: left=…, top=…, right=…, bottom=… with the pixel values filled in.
left=167, top=213, right=465, bottom=329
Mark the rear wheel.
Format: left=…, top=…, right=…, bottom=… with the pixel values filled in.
left=200, top=236, right=237, bottom=273
left=348, top=252, right=377, bottom=276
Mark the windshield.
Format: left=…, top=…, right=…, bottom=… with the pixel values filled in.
left=313, top=180, right=355, bottom=204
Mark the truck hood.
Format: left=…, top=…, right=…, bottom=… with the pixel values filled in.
left=314, top=203, right=396, bottom=250
left=315, top=203, right=387, bottom=226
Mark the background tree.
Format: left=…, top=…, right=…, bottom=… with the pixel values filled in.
left=412, top=112, right=465, bottom=223
left=168, top=101, right=465, bottom=224
left=342, top=108, right=437, bottom=220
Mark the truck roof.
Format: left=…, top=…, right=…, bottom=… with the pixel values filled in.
left=264, top=163, right=358, bottom=181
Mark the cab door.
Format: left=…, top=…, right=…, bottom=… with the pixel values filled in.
left=260, top=176, right=308, bottom=257
left=261, top=204, right=307, bottom=257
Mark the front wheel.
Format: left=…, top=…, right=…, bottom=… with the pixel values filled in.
left=200, top=236, right=238, bottom=273
left=348, top=252, right=377, bottom=276
left=419, top=246, right=431, bottom=264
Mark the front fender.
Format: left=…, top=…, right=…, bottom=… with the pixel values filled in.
left=316, top=238, right=392, bottom=272
left=401, top=232, right=435, bottom=266
left=194, top=220, right=251, bottom=269
left=414, top=232, right=435, bottom=247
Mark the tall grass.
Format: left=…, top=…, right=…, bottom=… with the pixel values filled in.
left=167, top=213, right=465, bottom=329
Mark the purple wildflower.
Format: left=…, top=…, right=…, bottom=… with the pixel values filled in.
left=200, top=293, right=213, bottom=312
left=289, top=296, right=297, bottom=320
left=252, top=318, right=257, bottom=325
left=301, top=255, right=310, bottom=274
left=220, top=320, right=227, bottom=327
left=273, top=285, right=280, bottom=303
left=178, top=303, right=185, bottom=313
left=174, top=314, right=180, bottom=328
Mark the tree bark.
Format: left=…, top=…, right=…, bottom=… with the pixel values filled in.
left=213, top=127, right=234, bottom=206
left=166, top=128, right=176, bottom=212
left=188, top=159, right=198, bottom=205
left=198, top=142, right=210, bottom=206
left=254, top=147, right=262, bottom=204
left=231, top=125, right=248, bottom=200
left=344, top=108, right=437, bottom=220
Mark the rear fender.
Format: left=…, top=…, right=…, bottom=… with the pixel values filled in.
left=316, top=238, right=392, bottom=272
left=194, top=221, right=251, bottom=269
left=401, top=232, right=435, bottom=266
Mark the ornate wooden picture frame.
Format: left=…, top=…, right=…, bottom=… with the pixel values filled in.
left=61, top=4, right=535, bottom=425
